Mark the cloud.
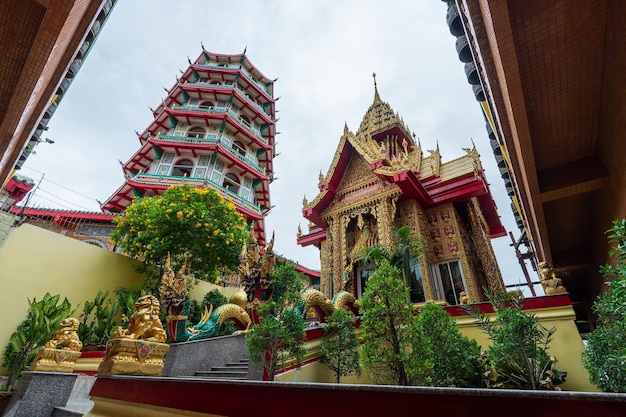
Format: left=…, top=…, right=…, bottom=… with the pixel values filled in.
left=22, top=0, right=532, bottom=292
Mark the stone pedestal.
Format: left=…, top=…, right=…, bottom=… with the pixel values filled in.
left=98, top=339, right=169, bottom=376
left=3, top=372, right=77, bottom=417
left=29, top=347, right=81, bottom=373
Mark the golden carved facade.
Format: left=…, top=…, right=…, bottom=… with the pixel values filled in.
left=300, top=84, right=505, bottom=305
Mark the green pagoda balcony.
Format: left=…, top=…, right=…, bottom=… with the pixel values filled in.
left=130, top=173, right=262, bottom=217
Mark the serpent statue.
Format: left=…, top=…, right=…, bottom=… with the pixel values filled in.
left=160, top=254, right=251, bottom=342
left=295, top=289, right=361, bottom=322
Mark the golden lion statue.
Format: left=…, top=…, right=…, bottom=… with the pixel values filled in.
left=45, top=317, right=83, bottom=351
left=113, top=295, right=167, bottom=343
left=30, top=317, right=83, bottom=372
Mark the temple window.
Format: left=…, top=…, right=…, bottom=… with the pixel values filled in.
left=239, top=114, right=251, bottom=128
left=408, top=257, right=426, bottom=303
left=356, top=261, right=375, bottom=298
left=198, top=77, right=208, bottom=84
left=222, top=173, right=240, bottom=193
left=199, top=101, right=214, bottom=109
left=210, top=160, right=224, bottom=183
left=171, top=159, right=194, bottom=177
left=188, top=126, right=206, bottom=138
left=433, top=260, right=467, bottom=305
left=240, top=176, right=253, bottom=201
left=232, top=141, right=246, bottom=156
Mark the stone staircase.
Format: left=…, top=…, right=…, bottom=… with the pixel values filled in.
left=194, top=359, right=249, bottom=380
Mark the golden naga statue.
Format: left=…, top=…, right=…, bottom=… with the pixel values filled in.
left=295, top=289, right=361, bottom=322
left=538, top=261, right=567, bottom=295
left=30, top=318, right=83, bottom=373
left=99, top=295, right=169, bottom=376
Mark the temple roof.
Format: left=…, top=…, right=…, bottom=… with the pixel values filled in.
left=300, top=82, right=506, bottom=241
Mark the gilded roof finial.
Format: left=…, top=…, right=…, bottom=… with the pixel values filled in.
left=372, top=72, right=381, bottom=102
left=318, top=170, right=325, bottom=185
left=303, top=195, right=308, bottom=208
left=297, top=224, right=302, bottom=238
left=344, top=122, right=350, bottom=136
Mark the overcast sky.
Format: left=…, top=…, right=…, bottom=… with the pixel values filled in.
left=21, top=0, right=537, bottom=294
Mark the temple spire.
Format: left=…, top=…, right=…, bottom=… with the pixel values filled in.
left=373, top=72, right=381, bottom=102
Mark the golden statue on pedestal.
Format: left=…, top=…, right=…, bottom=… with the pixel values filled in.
left=30, top=318, right=83, bottom=373
left=98, top=295, right=169, bottom=376
left=538, top=262, right=567, bottom=295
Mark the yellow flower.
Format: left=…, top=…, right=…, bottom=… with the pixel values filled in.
left=177, top=211, right=183, bottom=219
left=196, top=223, right=201, bottom=228
left=213, top=230, right=219, bottom=236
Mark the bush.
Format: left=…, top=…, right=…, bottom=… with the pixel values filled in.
left=476, top=292, right=566, bottom=390
left=1, top=293, right=72, bottom=390
left=583, top=219, right=626, bottom=392
left=320, top=309, right=361, bottom=383
left=77, top=290, right=120, bottom=346
left=416, top=303, right=484, bottom=387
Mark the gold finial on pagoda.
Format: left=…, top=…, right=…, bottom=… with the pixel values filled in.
left=373, top=72, right=381, bottom=102
left=297, top=223, right=302, bottom=238
left=303, top=195, right=308, bottom=208
left=344, top=122, right=350, bottom=136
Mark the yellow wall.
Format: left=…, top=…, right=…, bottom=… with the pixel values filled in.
left=454, top=303, right=596, bottom=392
left=0, top=223, right=241, bottom=374
left=275, top=330, right=371, bottom=384
left=277, top=303, right=596, bottom=391
left=0, top=224, right=147, bottom=374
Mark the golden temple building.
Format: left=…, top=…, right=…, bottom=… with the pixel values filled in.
left=298, top=82, right=506, bottom=305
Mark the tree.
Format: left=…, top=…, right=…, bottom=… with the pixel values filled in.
left=416, top=302, right=484, bottom=387
left=111, top=184, right=248, bottom=284
left=246, top=264, right=306, bottom=380
left=320, top=309, right=361, bottom=383
left=475, top=292, right=566, bottom=390
left=360, top=262, right=431, bottom=386
left=2, top=293, right=72, bottom=390
left=364, top=226, right=426, bottom=302
left=583, top=219, right=626, bottom=392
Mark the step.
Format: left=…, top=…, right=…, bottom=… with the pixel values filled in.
left=195, top=370, right=248, bottom=379
left=52, top=406, right=85, bottom=417
left=213, top=365, right=248, bottom=371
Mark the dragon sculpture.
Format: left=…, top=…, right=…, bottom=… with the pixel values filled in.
left=160, top=254, right=251, bottom=342
left=240, top=233, right=361, bottom=323
left=160, top=232, right=361, bottom=342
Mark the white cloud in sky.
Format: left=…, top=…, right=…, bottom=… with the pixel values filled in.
left=21, top=0, right=535, bottom=292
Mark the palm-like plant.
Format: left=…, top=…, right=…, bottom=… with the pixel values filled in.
left=364, top=226, right=425, bottom=302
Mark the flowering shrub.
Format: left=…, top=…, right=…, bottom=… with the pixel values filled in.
left=112, top=184, right=248, bottom=281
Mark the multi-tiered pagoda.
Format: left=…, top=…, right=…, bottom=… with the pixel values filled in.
left=102, top=50, right=276, bottom=244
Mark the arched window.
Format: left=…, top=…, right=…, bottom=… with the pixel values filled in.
left=222, top=173, right=240, bottom=194
left=172, top=159, right=194, bottom=177
left=232, top=141, right=246, bottom=156
left=199, top=101, right=215, bottom=109
left=239, top=114, right=251, bottom=128
left=188, top=126, right=206, bottom=138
